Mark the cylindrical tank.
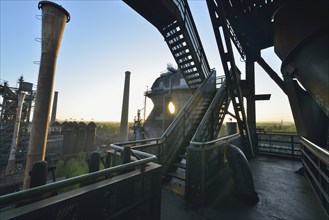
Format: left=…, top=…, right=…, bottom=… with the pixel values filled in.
left=74, top=122, right=86, bottom=154
left=85, top=122, right=97, bottom=153
left=273, top=2, right=329, bottom=117
left=226, top=122, right=237, bottom=135
left=62, top=122, right=75, bottom=156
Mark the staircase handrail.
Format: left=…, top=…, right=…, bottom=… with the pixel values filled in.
left=190, top=133, right=240, bottom=147
left=190, top=79, right=228, bottom=144
left=300, top=136, right=329, bottom=166
left=161, top=70, right=216, bottom=139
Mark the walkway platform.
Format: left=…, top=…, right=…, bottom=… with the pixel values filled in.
left=161, top=156, right=327, bottom=220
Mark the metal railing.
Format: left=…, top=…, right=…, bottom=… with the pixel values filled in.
left=300, top=137, right=329, bottom=215
left=191, top=79, right=228, bottom=143
left=0, top=146, right=160, bottom=219
left=257, top=132, right=302, bottom=158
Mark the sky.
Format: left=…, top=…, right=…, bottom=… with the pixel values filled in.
left=0, top=0, right=294, bottom=123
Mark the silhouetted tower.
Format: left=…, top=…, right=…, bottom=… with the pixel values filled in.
left=74, top=122, right=86, bottom=154
left=85, top=122, right=97, bottom=153
left=119, top=71, right=131, bottom=142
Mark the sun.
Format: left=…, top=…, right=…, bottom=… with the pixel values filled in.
left=168, top=101, right=175, bottom=114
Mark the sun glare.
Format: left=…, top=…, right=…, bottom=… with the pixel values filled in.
left=168, top=101, right=175, bottom=114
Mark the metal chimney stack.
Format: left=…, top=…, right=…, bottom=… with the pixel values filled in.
left=23, top=1, right=70, bottom=189
left=50, top=91, right=58, bottom=124
left=119, top=71, right=131, bottom=142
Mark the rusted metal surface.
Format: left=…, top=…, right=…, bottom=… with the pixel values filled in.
left=23, top=1, right=70, bottom=189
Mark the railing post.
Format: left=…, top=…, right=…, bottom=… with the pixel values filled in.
left=291, top=135, right=294, bottom=158
left=269, top=134, right=272, bottom=153
left=123, top=146, right=131, bottom=164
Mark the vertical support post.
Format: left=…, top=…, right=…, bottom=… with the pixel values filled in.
left=122, top=146, right=131, bottom=164
left=291, top=135, right=294, bottom=157
left=246, top=58, right=257, bottom=155
left=119, top=71, right=131, bottom=142
left=206, top=0, right=254, bottom=158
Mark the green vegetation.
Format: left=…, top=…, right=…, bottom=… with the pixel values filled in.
left=55, top=152, right=89, bottom=192
left=96, top=121, right=134, bottom=135
left=96, top=122, right=120, bottom=135
left=55, top=152, right=88, bottom=179
left=218, top=121, right=297, bottom=137
left=256, top=122, right=296, bottom=133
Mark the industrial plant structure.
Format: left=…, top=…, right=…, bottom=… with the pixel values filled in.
left=144, top=64, right=194, bottom=138
left=0, top=0, right=328, bottom=220
left=0, top=77, right=34, bottom=173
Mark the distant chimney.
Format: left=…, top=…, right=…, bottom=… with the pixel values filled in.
left=119, top=71, right=131, bottom=142
left=50, top=91, right=58, bottom=124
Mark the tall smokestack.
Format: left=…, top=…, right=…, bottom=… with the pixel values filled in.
left=50, top=91, right=58, bottom=124
left=119, top=71, right=131, bottom=142
left=23, top=1, right=70, bottom=189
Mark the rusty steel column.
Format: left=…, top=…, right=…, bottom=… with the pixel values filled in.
left=5, top=93, right=26, bottom=175
left=119, top=71, right=131, bottom=142
left=50, top=91, right=58, bottom=124
left=23, top=1, right=70, bottom=189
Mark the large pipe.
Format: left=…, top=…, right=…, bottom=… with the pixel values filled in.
left=23, top=1, right=70, bottom=189
left=273, top=2, right=329, bottom=117
left=119, top=71, right=131, bottom=142
left=5, top=93, right=26, bottom=175
left=225, top=144, right=258, bottom=203
left=50, top=91, right=58, bottom=124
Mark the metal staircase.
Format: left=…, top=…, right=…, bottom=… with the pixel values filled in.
left=159, top=71, right=217, bottom=179
left=122, top=0, right=237, bottom=195
left=123, top=0, right=210, bottom=88
left=191, top=77, right=230, bottom=143
left=165, top=77, right=230, bottom=194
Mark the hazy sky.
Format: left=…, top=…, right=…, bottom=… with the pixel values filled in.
left=0, top=0, right=293, bottom=123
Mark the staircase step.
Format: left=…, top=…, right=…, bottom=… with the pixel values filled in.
left=162, top=182, right=185, bottom=196
left=168, top=171, right=186, bottom=181
left=165, top=29, right=182, bottom=40
left=169, top=38, right=185, bottom=47
left=173, top=162, right=186, bottom=169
